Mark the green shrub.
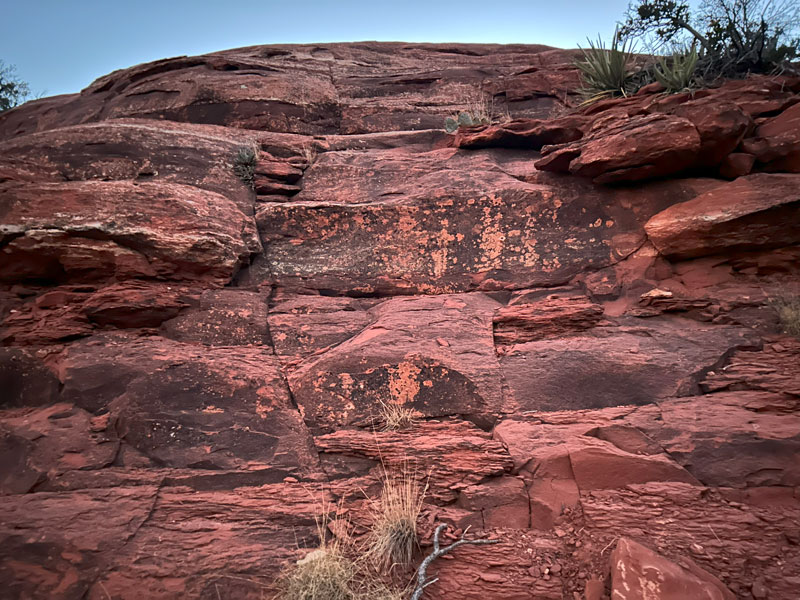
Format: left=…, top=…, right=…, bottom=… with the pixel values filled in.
left=0, top=61, right=30, bottom=112
left=619, top=0, right=800, bottom=80
left=444, top=111, right=490, bottom=133
left=444, top=87, right=494, bottom=133
left=233, top=146, right=257, bottom=188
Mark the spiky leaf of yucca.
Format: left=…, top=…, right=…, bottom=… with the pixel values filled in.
left=576, top=29, right=636, bottom=100
left=653, top=47, right=699, bottom=92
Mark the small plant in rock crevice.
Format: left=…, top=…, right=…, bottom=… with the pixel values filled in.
left=377, top=400, right=417, bottom=431
left=444, top=87, right=496, bottom=132
left=771, top=292, right=800, bottom=337
left=366, top=467, right=427, bottom=571
left=444, top=111, right=491, bottom=133
left=233, top=146, right=258, bottom=188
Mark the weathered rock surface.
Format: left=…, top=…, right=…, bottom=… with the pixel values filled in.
left=286, top=293, right=504, bottom=430
left=257, top=151, right=717, bottom=294
left=0, top=179, right=259, bottom=285
left=1, top=42, right=799, bottom=600
left=58, top=334, right=317, bottom=473
left=644, top=173, right=800, bottom=259
left=537, top=113, right=703, bottom=183
left=0, top=43, right=583, bottom=140
left=513, top=75, right=800, bottom=184
left=611, top=537, right=735, bottom=600
left=500, top=319, right=759, bottom=411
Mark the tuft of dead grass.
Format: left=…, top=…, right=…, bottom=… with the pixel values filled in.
left=366, top=467, right=427, bottom=570
left=280, top=546, right=355, bottom=600
left=278, top=508, right=356, bottom=600
left=377, top=400, right=417, bottom=431
left=772, top=293, right=800, bottom=337
left=278, top=494, right=412, bottom=600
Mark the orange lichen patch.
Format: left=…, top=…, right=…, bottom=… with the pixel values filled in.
left=387, top=360, right=423, bottom=405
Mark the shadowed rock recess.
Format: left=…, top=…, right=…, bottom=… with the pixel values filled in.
left=1, top=42, right=799, bottom=600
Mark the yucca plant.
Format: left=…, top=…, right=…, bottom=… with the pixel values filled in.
left=653, top=46, right=699, bottom=92
left=576, top=29, right=637, bottom=101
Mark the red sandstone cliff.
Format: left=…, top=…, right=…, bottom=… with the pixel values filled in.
left=0, top=42, right=799, bottom=600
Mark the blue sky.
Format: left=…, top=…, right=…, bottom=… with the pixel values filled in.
left=3, top=0, right=634, bottom=98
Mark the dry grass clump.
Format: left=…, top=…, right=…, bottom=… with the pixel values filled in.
left=278, top=495, right=413, bottom=600
left=366, top=468, right=427, bottom=570
left=278, top=512, right=356, bottom=600
left=280, top=545, right=356, bottom=600
left=377, top=400, right=417, bottom=431
left=772, top=293, right=800, bottom=337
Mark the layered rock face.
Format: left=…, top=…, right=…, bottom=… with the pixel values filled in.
left=1, top=43, right=799, bottom=600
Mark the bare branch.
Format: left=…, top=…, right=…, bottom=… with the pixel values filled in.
left=410, top=523, right=500, bottom=600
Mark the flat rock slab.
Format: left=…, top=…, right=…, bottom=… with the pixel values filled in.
left=0, top=119, right=260, bottom=214
left=500, top=319, right=759, bottom=412
left=0, top=482, right=324, bottom=600
left=267, top=293, right=379, bottom=361
left=286, top=293, right=504, bottom=430
left=59, top=334, right=316, bottom=473
left=257, top=149, right=713, bottom=294
left=0, top=179, right=259, bottom=285
left=645, top=173, right=800, bottom=259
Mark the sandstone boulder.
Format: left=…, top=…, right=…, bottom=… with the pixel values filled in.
left=286, top=293, right=504, bottom=430
left=536, top=113, right=702, bottom=183
left=611, top=537, right=735, bottom=600
left=645, top=173, right=800, bottom=259
left=0, top=180, right=260, bottom=285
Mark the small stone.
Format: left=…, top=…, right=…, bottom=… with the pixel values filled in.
left=751, top=579, right=768, bottom=599
left=689, top=543, right=704, bottom=554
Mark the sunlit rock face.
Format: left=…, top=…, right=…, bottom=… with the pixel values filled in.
left=1, top=43, right=799, bottom=600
